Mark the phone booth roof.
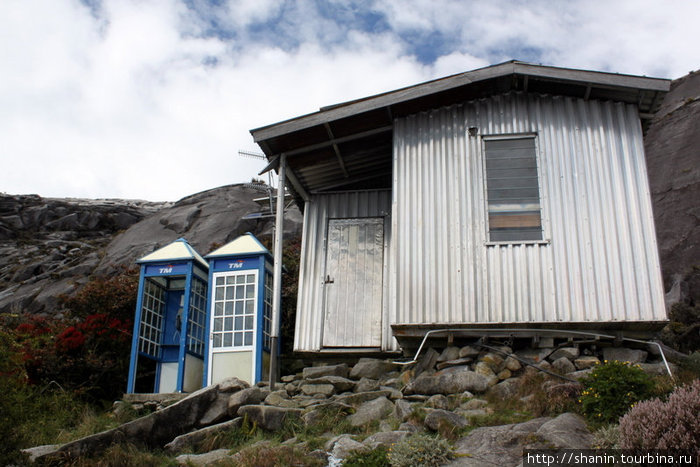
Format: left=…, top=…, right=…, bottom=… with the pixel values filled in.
left=137, top=238, right=208, bottom=268
left=206, top=233, right=271, bottom=260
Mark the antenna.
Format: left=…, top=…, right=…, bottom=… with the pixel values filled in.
left=238, top=150, right=266, bottom=160
left=238, top=149, right=290, bottom=219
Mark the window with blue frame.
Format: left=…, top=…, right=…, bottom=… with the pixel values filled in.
left=138, top=279, right=165, bottom=358
left=186, top=277, right=207, bottom=357
left=263, top=272, right=272, bottom=350
left=212, top=271, right=256, bottom=349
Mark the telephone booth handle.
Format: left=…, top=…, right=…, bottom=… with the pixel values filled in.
left=324, top=275, right=334, bottom=284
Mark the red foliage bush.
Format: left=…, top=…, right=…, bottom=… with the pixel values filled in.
left=619, top=379, right=700, bottom=455
left=55, top=326, right=85, bottom=352
left=4, top=270, right=138, bottom=401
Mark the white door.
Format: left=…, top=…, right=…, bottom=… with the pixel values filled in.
left=322, top=218, right=384, bottom=347
left=207, top=270, right=257, bottom=385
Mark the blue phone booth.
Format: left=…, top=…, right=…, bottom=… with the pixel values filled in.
left=204, top=233, right=274, bottom=386
left=127, top=238, right=209, bottom=393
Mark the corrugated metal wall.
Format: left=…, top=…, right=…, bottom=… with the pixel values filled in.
left=294, top=190, right=392, bottom=351
left=391, top=92, right=666, bottom=331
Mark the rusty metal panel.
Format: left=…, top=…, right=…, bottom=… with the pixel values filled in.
left=294, top=190, right=392, bottom=351
left=391, top=92, right=666, bottom=328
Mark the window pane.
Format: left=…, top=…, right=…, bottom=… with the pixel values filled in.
left=214, top=303, right=223, bottom=316
left=485, top=137, right=542, bottom=242
left=225, top=287, right=234, bottom=300
left=245, top=300, right=254, bottom=313
left=244, top=316, right=253, bottom=330
left=224, top=317, right=233, bottom=331
left=235, top=301, right=244, bottom=315
left=214, top=318, right=222, bottom=332
left=223, top=333, right=232, bottom=347
left=213, top=334, right=222, bottom=347
left=225, top=302, right=234, bottom=315
left=234, top=333, right=243, bottom=346
left=244, top=332, right=253, bottom=346
left=246, top=285, right=254, bottom=298
left=215, top=276, right=224, bottom=286
left=234, top=316, right=243, bottom=330
left=247, top=274, right=255, bottom=283
left=236, top=275, right=245, bottom=284
left=226, top=275, right=236, bottom=285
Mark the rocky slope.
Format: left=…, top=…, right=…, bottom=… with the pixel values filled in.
left=31, top=343, right=623, bottom=465
left=644, top=70, right=700, bottom=303
left=0, top=184, right=301, bottom=315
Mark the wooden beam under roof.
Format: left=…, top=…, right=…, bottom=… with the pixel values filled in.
left=324, top=122, right=349, bottom=178
left=278, top=125, right=393, bottom=159
left=310, top=170, right=393, bottom=192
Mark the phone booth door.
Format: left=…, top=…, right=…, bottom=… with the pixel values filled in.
left=207, top=270, right=258, bottom=385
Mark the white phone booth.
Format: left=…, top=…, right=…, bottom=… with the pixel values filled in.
left=203, top=233, right=274, bottom=386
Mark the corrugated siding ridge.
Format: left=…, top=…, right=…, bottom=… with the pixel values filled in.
left=391, top=92, right=666, bottom=327
left=294, top=190, right=392, bottom=351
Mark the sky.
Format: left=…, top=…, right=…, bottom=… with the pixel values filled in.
left=1, top=0, right=698, bottom=201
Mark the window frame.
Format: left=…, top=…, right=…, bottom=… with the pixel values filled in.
left=481, top=133, right=549, bottom=245
left=210, top=270, right=258, bottom=352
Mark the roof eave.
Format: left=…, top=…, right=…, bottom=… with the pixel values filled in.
left=250, top=62, right=670, bottom=144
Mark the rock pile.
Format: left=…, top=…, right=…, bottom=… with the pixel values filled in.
left=28, top=343, right=672, bottom=465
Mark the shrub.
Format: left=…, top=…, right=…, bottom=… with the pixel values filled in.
left=4, top=270, right=138, bottom=402
left=231, top=440, right=324, bottom=467
left=387, top=434, right=453, bottom=467
left=678, top=351, right=700, bottom=382
left=578, top=360, right=654, bottom=424
left=518, top=372, right=581, bottom=417
left=662, top=301, right=700, bottom=353
left=67, top=443, right=174, bottom=467
left=592, top=424, right=620, bottom=449
left=619, top=379, right=700, bottom=455
left=343, top=446, right=390, bottom=467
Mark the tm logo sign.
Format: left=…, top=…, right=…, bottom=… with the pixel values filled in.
left=228, top=260, right=244, bottom=269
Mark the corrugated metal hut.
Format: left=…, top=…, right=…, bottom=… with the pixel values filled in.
left=250, top=61, right=671, bottom=354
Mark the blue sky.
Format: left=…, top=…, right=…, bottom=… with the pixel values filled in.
left=1, top=0, right=698, bottom=201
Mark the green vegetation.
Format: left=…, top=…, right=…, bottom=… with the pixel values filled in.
left=591, top=424, right=620, bottom=449
left=578, top=360, right=655, bottom=425
left=516, top=371, right=581, bottom=417
left=4, top=269, right=138, bottom=403
left=387, top=433, right=453, bottom=467
left=0, top=271, right=139, bottom=462
left=61, top=444, right=177, bottom=467
left=343, top=446, right=390, bottom=467
left=224, top=441, right=325, bottom=467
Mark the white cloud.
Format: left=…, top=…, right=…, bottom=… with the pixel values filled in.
left=0, top=0, right=697, bottom=200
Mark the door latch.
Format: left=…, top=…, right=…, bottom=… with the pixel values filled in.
left=324, top=275, right=334, bottom=284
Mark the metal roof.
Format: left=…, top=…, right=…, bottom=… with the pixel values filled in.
left=250, top=60, right=670, bottom=199
left=137, top=238, right=208, bottom=268
left=205, top=232, right=272, bottom=259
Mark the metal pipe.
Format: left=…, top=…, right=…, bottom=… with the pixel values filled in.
left=269, top=154, right=286, bottom=390
left=472, top=341, right=577, bottom=383
left=393, top=327, right=675, bottom=380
